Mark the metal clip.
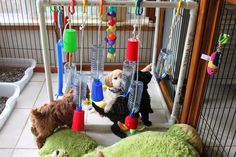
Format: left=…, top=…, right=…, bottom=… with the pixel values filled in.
left=135, top=0, right=143, bottom=16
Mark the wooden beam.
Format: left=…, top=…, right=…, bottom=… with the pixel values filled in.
left=156, top=8, right=165, bottom=57
left=180, top=0, right=209, bottom=123
left=226, top=0, right=236, bottom=4
left=184, top=0, right=225, bottom=128
left=34, top=64, right=148, bottom=73
left=0, top=25, right=155, bottom=31
left=159, top=81, right=173, bottom=113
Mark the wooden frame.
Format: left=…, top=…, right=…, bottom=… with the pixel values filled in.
left=34, top=64, right=148, bottom=73
left=180, top=0, right=225, bottom=127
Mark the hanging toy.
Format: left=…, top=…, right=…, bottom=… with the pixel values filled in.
left=201, top=34, right=230, bottom=75
left=121, top=25, right=139, bottom=96
left=155, top=48, right=174, bottom=82
left=105, top=6, right=117, bottom=60
left=119, top=81, right=145, bottom=135
left=72, top=1, right=88, bottom=131
left=72, top=73, right=87, bottom=131
left=91, top=0, right=105, bottom=102
left=155, top=6, right=179, bottom=82
left=56, top=7, right=64, bottom=97
left=119, top=5, right=145, bottom=134
left=63, top=1, right=77, bottom=93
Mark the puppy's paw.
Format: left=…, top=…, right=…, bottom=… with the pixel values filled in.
left=104, top=105, right=111, bottom=113
left=143, top=120, right=152, bottom=126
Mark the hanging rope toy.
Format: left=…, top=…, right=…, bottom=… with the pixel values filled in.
left=118, top=81, right=145, bottom=134
left=119, top=8, right=145, bottom=134
left=63, top=2, right=77, bottom=93
left=105, top=6, right=117, bottom=60
left=72, top=1, right=88, bottom=131
left=91, top=0, right=105, bottom=102
left=201, top=33, right=230, bottom=75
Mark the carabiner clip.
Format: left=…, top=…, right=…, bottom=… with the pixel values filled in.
left=99, top=0, right=104, bottom=17
left=68, top=0, right=75, bottom=15
left=135, top=0, right=143, bottom=16
left=83, top=0, right=87, bottom=13
left=176, top=0, right=182, bottom=16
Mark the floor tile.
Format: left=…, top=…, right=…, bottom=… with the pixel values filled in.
left=12, top=149, right=39, bottom=157
left=0, top=109, right=30, bottom=148
left=16, top=119, right=37, bottom=149
left=148, top=82, right=163, bottom=109
left=34, top=82, right=57, bottom=107
left=30, top=73, right=45, bottom=82
left=86, top=131, right=121, bottom=146
left=149, top=109, right=169, bottom=124
left=0, top=149, right=13, bottom=157
left=86, top=111, right=113, bottom=125
left=16, top=82, right=44, bottom=109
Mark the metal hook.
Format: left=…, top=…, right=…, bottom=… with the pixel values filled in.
left=68, top=0, right=75, bottom=15
left=135, top=0, right=143, bottom=16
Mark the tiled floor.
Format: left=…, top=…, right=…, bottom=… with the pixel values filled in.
left=0, top=72, right=169, bottom=157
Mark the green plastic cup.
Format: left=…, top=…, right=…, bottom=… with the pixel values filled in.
left=63, top=29, right=77, bottom=53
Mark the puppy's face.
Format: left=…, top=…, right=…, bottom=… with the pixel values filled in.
left=112, top=74, right=122, bottom=88
left=104, top=69, right=122, bottom=88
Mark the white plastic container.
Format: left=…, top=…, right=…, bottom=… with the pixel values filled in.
left=0, top=58, right=36, bottom=92
left=0, top=83, right=20, bottom=129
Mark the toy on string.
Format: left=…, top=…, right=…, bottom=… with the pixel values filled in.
left=201, top=34, right=230, bottom=75
left=121, top=24, right=139, bottom=96
left=119, top=0, right=145, bottom=134
left=72, top=0, right=88, bottom=131
left=56, top=7, right=64, bottom=97
left=105, top=6, right=117, bottom=60
left=63, top=0, right=77, bottom=94
left=91, top=0, right=105, bottom=102
left=119, top=81, right=145, bottom=134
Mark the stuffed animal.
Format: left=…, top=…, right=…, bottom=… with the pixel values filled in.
left=39, top=124, right=203, bottom=157
left=93, top=70, right=153, bottom=138
left=103, top=69, right=122, bottom=113
left=30, top=89, right=75, bottom=148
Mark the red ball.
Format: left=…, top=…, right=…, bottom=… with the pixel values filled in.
left=125, top=115, right=138, bottom=129
left=108, top=33, right=116, bottom=41
left=108, top=19, right=116, bottom=26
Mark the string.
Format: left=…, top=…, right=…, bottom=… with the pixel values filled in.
left=132, top=15, right=142, bottom=114
left=77, top=13, right=86, bottom=110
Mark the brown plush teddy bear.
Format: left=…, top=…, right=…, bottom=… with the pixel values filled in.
left=31, top=89, right=75, bottom=148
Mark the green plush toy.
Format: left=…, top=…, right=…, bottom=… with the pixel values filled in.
left=39, top=124, right=202, bottom=157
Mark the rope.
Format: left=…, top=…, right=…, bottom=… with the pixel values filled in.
left=132, top=15, right=142, bottom=114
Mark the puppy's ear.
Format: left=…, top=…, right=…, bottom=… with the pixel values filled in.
left=143, top=71, right=152, bottom=84
left=104, top=74, right=112, bottom=87
left=31, top=108, right=43, bottom=119
left=141, top=63, right=152, bottom=72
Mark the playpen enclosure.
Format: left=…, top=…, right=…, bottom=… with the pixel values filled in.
left=37, top=0, right=198, bottom=129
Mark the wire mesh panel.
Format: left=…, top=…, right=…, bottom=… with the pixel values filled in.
left=0, top=0, right=155, bottom=66
left=197, top=3, right=236, bottom=157
left=159, top=8, right=191, bottom=105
